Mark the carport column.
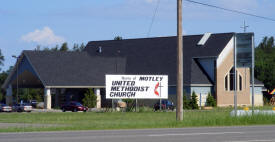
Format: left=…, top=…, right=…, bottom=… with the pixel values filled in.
left=44, top=88, right=51, bottom=109
left=95, top=88, right=101, bottom=109
left=6, top=85, right=13, bottom=105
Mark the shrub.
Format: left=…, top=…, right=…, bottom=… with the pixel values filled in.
left=183, top=92, right=191, bottom=109
left=206, top=92, right=216, bottom=107
left=123, top=99, right=135, bottom=112
left=0, top=91, right=3, bottom=102
left=263, top=95, right=270, bottom=106
left=82, top=89, right=97, bottom=108
left=189, top=91, right=199, bottom=109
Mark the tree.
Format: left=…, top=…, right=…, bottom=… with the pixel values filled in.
left=0, top=91, right=3, bottom=102
left=206, top=92, right=216, bottom=107
left=114, top=36, right=122, bottom=40
left=0, top=71, right=8, bottom=87
left=20, top=89, right=33, bottom=102
left=59, top=42, right=69, bottom=51
left=73, top=43, right=85, bottom=52
left=35, top=45, right=41, bottom=51
left=0, top=49, right=4, bottom=71
left=82, top=89, right=97, bottom=108
left=255, top=36, right=275, bottom=91
left=189, top=91, right=199, bottom=109
left=51, top=45, right=59, bottom=51
left=183, top=91, right=190, bottom=109
left=79, top=43, right=85, bottom=51
left=41, top=42, right=86, bottom=52
left=123, top=99, right=134, bottom=112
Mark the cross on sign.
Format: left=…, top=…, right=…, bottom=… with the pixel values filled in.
left=154, top=82, right=163, bottom=97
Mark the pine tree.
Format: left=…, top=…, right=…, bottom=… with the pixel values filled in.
left=0, top=49, right=4, bottom=71
left=189, top=91, right=199, bottom=109
left=114, top=36, right=122, bottom=40
left=82, top=89, right=97, bottom=108
left=59, top=42, right=69, bottom=51
left=183, top=91, right=190, bottom=109
left=206, top=92, right=216, bottom=107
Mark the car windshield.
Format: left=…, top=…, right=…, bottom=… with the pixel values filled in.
left=74, top=102, right=83, bottom=106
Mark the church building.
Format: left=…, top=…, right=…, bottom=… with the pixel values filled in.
left=2, top=32, right=265, bottom=109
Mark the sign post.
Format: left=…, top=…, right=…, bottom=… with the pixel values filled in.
left=235, top=33, right=254, bottom=114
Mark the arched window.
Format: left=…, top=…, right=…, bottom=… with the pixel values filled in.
left=239, top=75, right=242, bottom=91
left=225, top=67, right=243, bottom=92
left=229, top=67, right=235, bottom=91
left=225, top=75, right=228, bottom=91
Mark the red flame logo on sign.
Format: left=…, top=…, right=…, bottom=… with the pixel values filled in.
left=154, top=82, right=159, bottom=96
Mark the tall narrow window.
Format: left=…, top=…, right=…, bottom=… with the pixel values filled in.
left=229, top=67, right=235, bottom=91
left=239, top=75, right=242, bottom=91
left=225, top=75, right=228, bottom=91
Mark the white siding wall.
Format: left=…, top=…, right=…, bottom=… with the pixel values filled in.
left=217, top=38, right=234, bottom=68
left=250, top=86, right=264, bottom=106
left=191, top=87, right=212, bottom=107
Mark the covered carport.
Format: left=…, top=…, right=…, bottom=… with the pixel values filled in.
left=2, top=50, right=126, bottom=109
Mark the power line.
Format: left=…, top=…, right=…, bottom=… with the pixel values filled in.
left=147, top=0, right=161, bottom=37
left=184, top=0, right=275, bottom=22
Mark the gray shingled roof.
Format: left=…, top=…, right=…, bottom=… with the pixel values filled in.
left=85, top=33, right=235, bottom=86
left=4, top=32, right=251, bottom=89
left=23, top=51, right=126, bottom=87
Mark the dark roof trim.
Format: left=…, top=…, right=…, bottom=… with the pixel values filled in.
left=23, top=52, right=46, bottom=87
left=87, top=32, right=235, bottom=44
left=2, top=52, right=46, bottom=89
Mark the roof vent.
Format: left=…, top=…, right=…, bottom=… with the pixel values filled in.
left=197, top=33, right=211, bottom=46
left=97, top=46, right=102, bottom=53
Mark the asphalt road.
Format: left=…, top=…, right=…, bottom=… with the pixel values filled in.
left=1, top=125, right=275, bottom=142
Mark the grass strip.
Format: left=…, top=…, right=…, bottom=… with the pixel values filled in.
left=0, top=109, right=274, bottom=132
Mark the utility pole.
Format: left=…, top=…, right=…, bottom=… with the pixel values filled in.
left=176, top=0, right=183, bottom=121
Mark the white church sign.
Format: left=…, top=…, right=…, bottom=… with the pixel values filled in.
left=105, top=75, right=168, bottom=99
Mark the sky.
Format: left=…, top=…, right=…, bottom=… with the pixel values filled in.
left=0, top=0, right=274, bottom=71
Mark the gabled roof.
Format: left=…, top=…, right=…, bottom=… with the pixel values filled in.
left=3, top=32, right=238, bottom=89
left=2, top=51, right=126, bottom=88
left=24, top=51, right=126, bottom=87
left=85, top=33, right=235, bottom=86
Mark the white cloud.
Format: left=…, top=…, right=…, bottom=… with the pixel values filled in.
left=21, top=27, right=65, bottom=45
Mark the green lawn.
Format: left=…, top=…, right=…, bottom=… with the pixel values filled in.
left=0, top=107, right=275, bottom=132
